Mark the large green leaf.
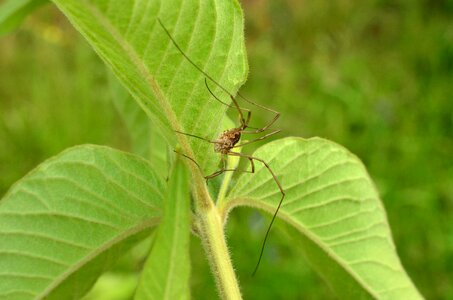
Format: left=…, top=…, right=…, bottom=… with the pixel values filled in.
left=0, top=0, right=47, bottom=36
left=0, top=145, right=164, bottom=299
left=135, top=158, right=190, bottom=300
left=51, top=0, right=248, bottom=174
left=223, top=137, right=422, bottom=299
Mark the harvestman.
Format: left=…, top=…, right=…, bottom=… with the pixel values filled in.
left=157, top=19, right=285, bottom=275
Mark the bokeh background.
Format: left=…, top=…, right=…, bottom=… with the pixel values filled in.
left=1, top=0, right=452, bottom=299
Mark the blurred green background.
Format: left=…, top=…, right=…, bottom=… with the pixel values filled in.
left=1, top=0, right=452, bottom=299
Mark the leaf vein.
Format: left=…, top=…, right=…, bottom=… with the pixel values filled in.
left=0, top=250, right=69, bottom=267
left=321, top=220, right=386, bottom=242
left=0, top=231, right=91, bottom=250
left=0, top=211, right=121, bottom=231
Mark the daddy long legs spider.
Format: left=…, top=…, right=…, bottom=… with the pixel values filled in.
left=157, top=18, right=285, bottom=276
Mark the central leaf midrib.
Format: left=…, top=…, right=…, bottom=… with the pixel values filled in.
left=78, top=0, right=186, bottom=143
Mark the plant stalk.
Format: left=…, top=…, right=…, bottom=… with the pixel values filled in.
left=188, top=154, right=241, bottom=299
left=198, top=203, right=242, bottom=299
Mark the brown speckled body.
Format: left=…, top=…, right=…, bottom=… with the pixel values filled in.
left=214, top=128, right=242, bottom=154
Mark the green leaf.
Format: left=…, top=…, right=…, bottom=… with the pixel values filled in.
left=0, top=0, right=48, bottom=36
left=108, top=71, right=168, bottom=175
left=82, top=273, right=139, bottom=300
left=0, top=145, right=164, bottom=299
left=51, top=0, right=248, bottom=174
left=135, top=157, right=190, bottom=300
left=108, top=70, right=153, bottom=158
left=224, top=137, right=422, bottom=299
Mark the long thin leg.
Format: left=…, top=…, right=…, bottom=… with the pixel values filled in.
left=205, top=156, right=255, bottom=180
left=205, top=78, right=266, bottom=131
left=205, top=155, right=227, bottom=180
left=205, top=79, right=251, bottom=127
left=173, top=150, right=203, bottom=173
left=175, top=150, right=255, bottom=182
left=157, top=18, right=279, bottom=132
left=237, top=92, right=280, bottom=133
left=174, top=150, right=213, bottom=185
left=175, top=130, right=217, bottom=144
left=234, top=130, right=281, bottom=148
left=228, top=151, right=285, bottom=276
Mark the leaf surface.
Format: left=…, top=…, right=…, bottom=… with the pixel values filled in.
left=108, top=71, right=153, bottom=159
left=52, top=0, right=248, bottom=174
left=135, top=158, right=190, bottom=300
left=0, top=145, right=164, bottom=299
left=108, top=71, right=168, bottom=175
left=224, top=137, right=422, bottom=299
left=0, top=0, right=47, bottom=36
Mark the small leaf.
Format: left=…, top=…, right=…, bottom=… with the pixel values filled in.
left=0, top=145, right=164, bottom=299
left=51, top=0, right=248, bottom=174
left=224, top=137, right=422, bottom=299
left=135, top=157, right=190, bottom=300
left=0, top=0, right=47, bottom=36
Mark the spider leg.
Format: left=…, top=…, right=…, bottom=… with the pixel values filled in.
left=205, top=79, right=252, bottom=128
left=175, top=151, right=255, bottom=184
left=228, top=151, right=285, bottom=276
left=234, top=130, right=281, bottom=148
left=175, top=130, right=217, bottom=143
left=205, top=155, right=255, bottom=180
left=158, top=18, right=278, bottom=132
left=173, top=150, right=203, bottom=172
left=236, top=92, right=280, bottom=133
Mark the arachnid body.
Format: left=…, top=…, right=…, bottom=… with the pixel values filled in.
left=158, top=18, right=285, bottom=275
left=214, top=128, right=242, bottom=155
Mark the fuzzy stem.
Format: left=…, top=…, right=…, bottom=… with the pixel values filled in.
left=198, top=203, right=242, bottom=299
left=186, top=148, right=241, bottom=299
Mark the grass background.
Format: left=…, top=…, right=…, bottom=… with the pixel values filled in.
left=0, top=0, right=452, bottom=299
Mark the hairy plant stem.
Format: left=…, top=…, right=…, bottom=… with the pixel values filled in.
left=195, top=180, right=242, bottom=299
